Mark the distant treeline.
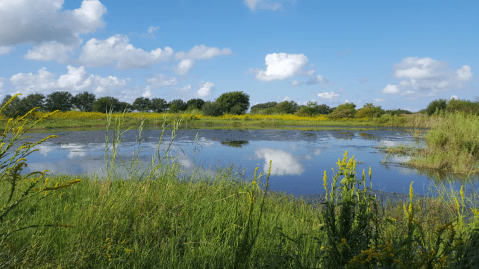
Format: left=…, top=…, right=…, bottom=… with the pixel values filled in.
left=2, top=90, right=478, bottom=119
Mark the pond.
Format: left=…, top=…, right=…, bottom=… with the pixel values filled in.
left=4, top=127, right=478, bottom=199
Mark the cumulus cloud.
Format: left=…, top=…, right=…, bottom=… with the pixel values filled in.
left=244, top=0, right=282, bottom=11
left=196, top=82, right=215, bottom=99
left=373, top=98, right=386, bottom=103
left=78, top=34, right=174, bottom=69
left=0, top=0, right=107, bottom=60
left=317, top=92, right=340, bottom=100
left=382, top=84, right=400, bottom=94
left=9, top=65, right=130, bottom=95
left=251, top=53, right=310, bottom=81
left=449, top=95, right=458, bottom=100
left=0, top=46, right=13, bottom=55
left=382, top=57, right=473, bottom=96
left=24, top=40, right=81, bottom=64
left=146, top=74, right=178, bottom=88
left=175, top=44, right=232, bottom=60
left=175, top=59, right=195, bottom=75
left=254, top=148, right=305, bottom=176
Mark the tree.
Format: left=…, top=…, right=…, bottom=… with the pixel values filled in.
left=132, top=97, right=152, bottom=112
left=250, top=102, right=278, bottom=114
left=150, top=98, right=169, bottom=113
left=117, top=102, right=133, bottom=113
left=0, top=94, right=22, bottom=118
left=44, top=91, right=74, bottom=112
left=72, top=91, right=96, bottom=112
left=425, top=99, right=447, bottom=116
left=93, top=96, right=120, bottom=113
left=355, top=103, right=385, bottom=118
left=295, top=101, right=333, bottom=117
left=275, top=100, right=299, bottom=114
left=215, top=91, right=250, bottom=115
left=329, top=103, right=357, bottom=119
left=202, top=101, right=224, bottom=116
left=168, top=99, right=187, bottom=112
left=186, top=98, right=205, bottom=111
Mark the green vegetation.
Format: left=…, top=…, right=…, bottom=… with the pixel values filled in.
left=1, top=94, right=479, bottom=268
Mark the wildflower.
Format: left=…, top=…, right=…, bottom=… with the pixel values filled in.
left=124, top=248, right=134, bottom=253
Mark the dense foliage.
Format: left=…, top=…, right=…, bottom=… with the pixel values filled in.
left=72, top=91, right=96, bottom=112
left=274, top=100, right=299, bottom=114
left=295, top=101, right=333, bottom=117
left=132, top=97, right=152, bottom=112
left=250, top=102, right=278, bottom=114
left=215, top=91, right=250, bottom=115
left=329, top=102, right=357, bottom=118
left=202, top=101, right=224, bottom=116
left=44, top=91, right=74, bottom=112
left=93, top=96, right=123, bottom=113
left=445, top=99, right=479, bottom=116
left=150, top=98, right=169, bottom=113
left=355, top=103, right=385, bottom=118
left=186, top=98, right=205, bottom=111
left=425, top=99, right=448, bottom=116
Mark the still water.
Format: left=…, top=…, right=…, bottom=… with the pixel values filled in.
left=5, top=127, right=478, bottom=198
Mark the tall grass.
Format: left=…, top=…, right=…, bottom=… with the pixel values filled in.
left=1, top=101, right=479, bottom=267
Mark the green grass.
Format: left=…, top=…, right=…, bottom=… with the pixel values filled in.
left=1, top=95, right=479, bottom=268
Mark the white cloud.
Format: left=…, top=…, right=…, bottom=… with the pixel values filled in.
left=78, top=35, right=174, bottom=69
left=10, top=65, right=130, bottom=95
left=0, top=78, right=4, bottom=90
left=252, top=53, right=309, bottom=81
left=146, top=74, right=178, bottom=88
left=175, top=59, right=195, bottom=75
left=449, top=95, right=458, bottom=100
left=317, top=92, right=340, bottom=99
left=244, top=0, right=282, bottom=11
left=0, top=0, right=107, bottom=61
left=373, top=98, right=385, bottom=103
left=383, top=57, right=474, bottom=96
left=382, top=84, right=399, bottom=94
left=142, top=88, right=152, bottom=98
left=0, top=46, right=13, bottom=55
left=196, top=82, right=215, bottom=99
left=175, top=44, right=232, bottom=60
left=291, top=80, right=301, bottom=86
left=457, top=65, right=472, bottom=81
left=148, top=26, right=160, bottom=34
left=177, top=85, right=192, bottom=94
left=24, top=40, right=81, bottom=64
left=254, top=148, right=305, bottom=175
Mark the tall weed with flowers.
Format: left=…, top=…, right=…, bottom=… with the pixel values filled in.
left=0, top=94, right=81, bottom=239
left=319, top=150, right=380, bottom=268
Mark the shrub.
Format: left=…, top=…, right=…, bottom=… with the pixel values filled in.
left=202, top=101, right=224, bottom=116
left=275, top=100, right=299, bottom=114
left=215, top=91, right=250, bottom=115
left=355, top=103, right=385, bottom=118
left=446, top=99, right=479, bottom=116
left=329, top=103, right=356, bottom=119
left=250, top=102, right=278, bottom=114
left=425, top=99, right=448, bottom=116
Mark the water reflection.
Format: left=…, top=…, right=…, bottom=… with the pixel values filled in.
left=5, top=127, right=478, bottom=198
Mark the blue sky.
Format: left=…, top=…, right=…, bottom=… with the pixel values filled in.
left=0, top=0, right=477, bottom=112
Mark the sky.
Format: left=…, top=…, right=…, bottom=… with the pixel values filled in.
left=0, top=0, right=477, bottom=112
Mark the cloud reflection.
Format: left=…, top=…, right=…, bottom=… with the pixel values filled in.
left=254, top=148, right=305, bottom=176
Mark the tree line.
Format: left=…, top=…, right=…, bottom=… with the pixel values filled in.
left=0, top=91, right=252, bottom=118
left=4, top=89, right=476, bottom=120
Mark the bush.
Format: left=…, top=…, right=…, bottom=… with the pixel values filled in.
left=445, top=99, right=479, bottom=116
left=250, top=102, right=278, bottom=114
left=295, top=102, right=332, bottom=117
left=329, top=103, right=356, bottom=119
left=425, top=99, right=448, bottom=116
left=275, top=100, right=299, bottom=114
left=355, top=103, right=385, bottom=118
left=215, top=91, right=250, bottom=115
left=202, top=101, right=224, bottom=116
left=168, top=99, right=188, bottom=112
left=384, top=109, right=412, bottom=116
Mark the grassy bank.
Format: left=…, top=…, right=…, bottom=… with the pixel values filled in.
left=0, top=110, right=438, bottom=133
left=1, top=100, right=479, bottom=268
left=381, top=112, right=479, bottom=178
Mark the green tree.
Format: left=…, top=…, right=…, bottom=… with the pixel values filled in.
left=186, top=98, right=205, bottom=111
left=329, top=102, right=357, bottom=119
left=93, top=96, right=121, bottom=113
left=355, top=103, right=385, bottom=118
left=150, top=98, right=169, bottom=113
left=72, top=91, right=96, bottom=112
left=0, top=94, right=22, bottom=118
left=202, top=101, right=224, bottom=116
left=168, top=99, right=187, bottom=112
left=44, top=91, right=74, bottom=112
left=275, top=100, right=299, bottom=114
left=295, top=101, right=333, bottom=117
left=250, top=102, right=278, bottom=114
left=132, top=97, right=152, bottom=112
left=215, top=91, right=250, bottom=115
left=117, top=102, right=133, bottom=113
left=425, top=99, right=448, bottom=116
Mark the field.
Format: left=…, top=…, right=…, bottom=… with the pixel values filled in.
left=1, top=106, right=479, bottom=268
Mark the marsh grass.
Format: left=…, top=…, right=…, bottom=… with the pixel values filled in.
left=1, top=102, right=479, bottom=267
